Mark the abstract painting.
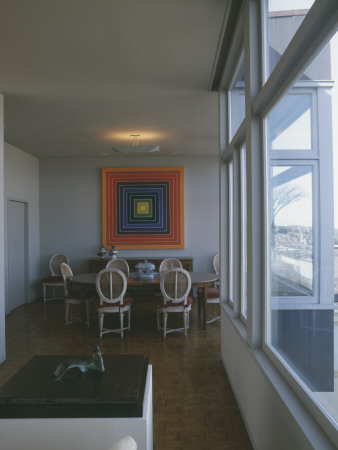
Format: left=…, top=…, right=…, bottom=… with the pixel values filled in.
left=102, top=167, right=184, bottom=249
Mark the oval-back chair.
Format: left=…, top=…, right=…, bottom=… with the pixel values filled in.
left=61, top=262, right=94, bottom=327
left=105, top=258, right=130, bottom=277
left=41, top=254, right=69, bottom=303
left=96, top=268, right=133, bottom=338
left=156, top=268, right=193, bottom=338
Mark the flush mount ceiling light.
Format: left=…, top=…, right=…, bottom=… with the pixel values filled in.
left=112, top=134, right=159, bottom=153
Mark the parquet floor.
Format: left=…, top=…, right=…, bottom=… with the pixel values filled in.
left=0, top=297, right=252, bottom=450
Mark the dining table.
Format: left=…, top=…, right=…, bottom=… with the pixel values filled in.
left=71, top=271, right=219, bottom=329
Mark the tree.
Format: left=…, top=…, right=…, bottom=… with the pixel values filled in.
left=271, top=184, right=307, bottom=247
left=272, top=184, right=306, bottom=225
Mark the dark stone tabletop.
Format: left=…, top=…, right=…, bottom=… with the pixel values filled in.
left=0, top=354, right=148, bottom=418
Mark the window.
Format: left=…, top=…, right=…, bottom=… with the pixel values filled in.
left=229, top=54, right=245, bottom=141
left=217, top=0, right=338, bottom=443
left=266, top=0, right=315, bottom=77
left=270, top=164, right=315, bottom=302
left=265, top=23, right=337, bottom=427
left=268, top=93, right=313, bottom=152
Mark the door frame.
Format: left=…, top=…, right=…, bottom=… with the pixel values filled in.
left=6, top=198, right=29, bottom=314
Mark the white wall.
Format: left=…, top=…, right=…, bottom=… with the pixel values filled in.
left=39, top=156, right=219, bottom=281
left=0, top=95, right=5, bottom=363
left=4, top=142, right=40, bottom=304
left=221, top=308, right=336, bottom=450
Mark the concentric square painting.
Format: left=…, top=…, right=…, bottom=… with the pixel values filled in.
left=102, top=167, right=184, bottom=249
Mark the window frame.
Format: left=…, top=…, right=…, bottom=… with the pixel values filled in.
left=217, top=0, right=338, bottom=442
left=268, top=88, right=319, bottom=159
left=240, top=143, right=248, bottom=322
left=268, top=159, right=319, bottom=309
left=260, top=0, right=338, bottom=439
left=228, top=51, right=246, bottom=141
left=228, top=158, right=234, bottom=306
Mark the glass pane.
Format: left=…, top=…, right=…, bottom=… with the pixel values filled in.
left=313, top=30, right=338, bottom=425
left=267, top=31, right=337, bottom=425
left=241, top=145, right=247, bottom=319
left=267, top=0, right=315, bottom=77
left=229, top=55, right=245, bottom=141
left=268, top=93, right=312, bottom=151
left=271, top=165, right=313, bottom=297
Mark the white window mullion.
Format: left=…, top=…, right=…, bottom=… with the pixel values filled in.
left=232, top=149, right=241, bottom=316
left=228, top=159, right=234, bottom=305
left=240, top=144, right=248, bottom=321
left=244, top=0, right=264, bottom=348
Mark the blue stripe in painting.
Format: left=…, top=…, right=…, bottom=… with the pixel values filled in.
left=117, top=183, right=169, bottom=233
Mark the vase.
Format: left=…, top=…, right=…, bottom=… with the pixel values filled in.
left=135, top=259, right=156, bottom=278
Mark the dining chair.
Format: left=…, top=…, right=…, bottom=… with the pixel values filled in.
left=41, top=254, right=69, bottom=303
left=159, top=257, right=183, bottom=272
left=60, top=262, right=94, bottom=326
left=106, top=258, right=130, bottom=277
left=96, top=268, right=134, bottom=338
left=198, top=252, right=220, bottom=324
left=156, top=268, right=193, bottom=338
left=155, top=257, right=183, bottom=298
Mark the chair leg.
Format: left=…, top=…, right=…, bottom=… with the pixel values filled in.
left=120, top=311, right=124, bottom=338
left=43, top=285, right=47, bottom=303
left=206, top=303, right=221, bottom=324
left=98, top=311, right=104, bottom=338
left=86, top=303, right=90, bottom=327
left=65, top=303, right=70, bottom=324
left=183, top=310, right=188, bottom=337
left=163, top=312, right=168, bottom=338
left=128, top=308, right=131, bottom=330
left=157, top=308, right=160, bottom=331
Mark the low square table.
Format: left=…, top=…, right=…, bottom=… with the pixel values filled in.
left=0, top=354, right=149, bottom=419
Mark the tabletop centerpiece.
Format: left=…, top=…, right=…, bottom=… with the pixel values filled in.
left=135, top=259, right=156, bottom=279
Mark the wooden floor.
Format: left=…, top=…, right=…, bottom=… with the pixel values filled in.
left=0, top=296, right=252, bottom=450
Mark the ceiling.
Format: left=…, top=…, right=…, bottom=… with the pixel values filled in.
left=0, top=0, right=228, bottom=159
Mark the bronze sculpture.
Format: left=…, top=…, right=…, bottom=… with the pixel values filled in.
left=52, top=345, right=105, bottom=381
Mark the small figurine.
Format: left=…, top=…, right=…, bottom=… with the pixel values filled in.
left=97, top=244, right=106, bottom=259
left=109, top=244, right=118, bottom=259
left=52, top=345, right=105, bottom=381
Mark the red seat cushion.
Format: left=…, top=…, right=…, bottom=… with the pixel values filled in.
left=197, top=287, right=219, bottom=298
left=96, top=296, right=134, bottom=308
left=41, top=275, right=63, bottom=283
left=156, top=295, right=193, bottom=307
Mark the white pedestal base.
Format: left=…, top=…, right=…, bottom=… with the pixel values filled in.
left=0, top=366, right=153, bottom=450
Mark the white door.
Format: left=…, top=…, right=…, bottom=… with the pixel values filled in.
left=7, top=200, right=27, bottom=312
